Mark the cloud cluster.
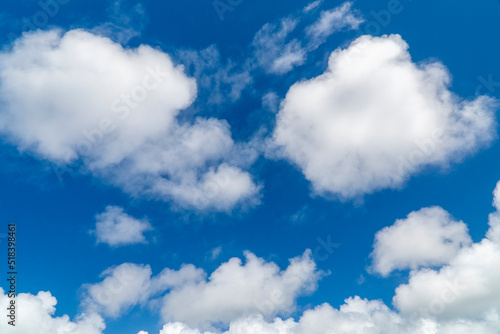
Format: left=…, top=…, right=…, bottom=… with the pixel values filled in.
left=159, top=250, right=321, bottom=328
left=4, top=1, right=500, bottom=333
left=272, top=34, right=497, bottom=199
left=91, top=0, right=149, bottom=44
left=178, top=1, right=362, bottom=106
left=91, top=206, right=153, bottom=246
left=11, top=181, right=500, bottom=334
left=82, top=250, right=322, bottom=329
left=305, top=1, right=364, bottom=49
left=82, top=262, right=204, bottom=318
left=0, top=29, right=259, bottom=211
left=133, top=181, right=500, bottom=334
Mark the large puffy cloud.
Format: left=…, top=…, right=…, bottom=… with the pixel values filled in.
left=370, top=206, right=472, bottom=276
left=272, top=34, right=497, bottom=199
left=82, top=263, right=204, bottom=318
left=90, top=206, right=153, bottom=247
left=0, top=29, right=193, bottom=163
left=0, top=29, right=259, bottom=211
left=159, top=250, right=321, bottom=329
left=16, top=186, right=500, bottom=334
left=393, top=183, right=500, bottom=320
left=83, top=263, right=155, bottom=318
left=82, top=250, right=322, bottom=329
left=393, top=240, right=500, bottom=320
left=0, top=288, right=104, bottom=334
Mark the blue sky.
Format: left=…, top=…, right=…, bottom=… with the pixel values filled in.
left=1, top=0, right=500, bottom=333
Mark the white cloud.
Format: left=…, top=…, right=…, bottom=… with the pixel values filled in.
left=303, top=1, right=322, bottom=13
left=0, top=288, right=105, bottom=334
left=272, top=34, right=497, bottom=199
left=392, top=184, right=500, bottom=321
left=262, top=92, right=280, bottom=113
left=252, top=17, right=305, bottom=75
left=305, top=2, right=363, bottom=49
left=394, top=239, right=500, bottom=320
left=252, top=2, right=362, bottom=75
left=91, top=206, right=153, bottom=246
left=176, top=45, right=252, bottom=106
left=81, top=250, right=321, bottom=329
left=92, top=0, right=149, bottom=44
left=82, top=262, right=204, bottom=318
left=160, top=323, right=215, bottom=334
left=159, top=250, right=321, bottom=329
left=209, top=246, right=223, bottom=261
left=370, top=206, right=472, bottom=276
left=83, top=263, right=154, bottom=318
left=0, top=29, right=259, bottom=211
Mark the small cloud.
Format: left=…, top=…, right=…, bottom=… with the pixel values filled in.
left=305, top=2, right=364, bottom=49
left=290, top=205, right=311, bottom=225
left=209, top=246, right=223, bottom=261
left=90, top=206, right=153, bottom=247
left=262, top=92, right=280, bottom=113
left=303, top=0, right=323, bottom=13
left=251, top=1, right=363, bottom=75
left=91, top=0, right=149, bottom=44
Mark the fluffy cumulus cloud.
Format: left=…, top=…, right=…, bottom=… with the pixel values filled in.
left=82, top=250, right=321, bottom=329
left=393, top=240, right=500, bottom=320
left=159, top=250, right=321, bottom=329
left=0, top=288, right=104, bottom=334
left=83, top=263, right=155, bottom=318
left=91, top=206, right=153, bottom=246
left=393, top=184, right=500, bottom=321
left=393, top=180, right=500, bottom=324
left=0, top=29, right=259, bottom=211
left=272, top=34, right=497, bottom=199
left=82, top=263, right=204, bottom=318
left=370, top=206, right=472, bottom=276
